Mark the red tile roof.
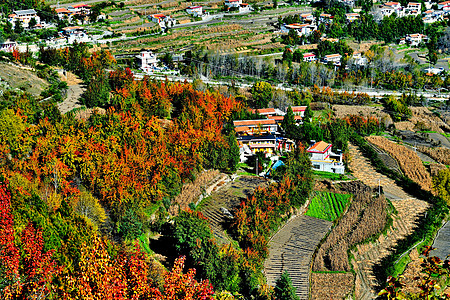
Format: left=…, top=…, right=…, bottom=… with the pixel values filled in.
left=307, top=141, right=332, bottom=153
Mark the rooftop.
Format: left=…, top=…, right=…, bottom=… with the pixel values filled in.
left=307, top=141, right=332, bottom=153
left=233, top=119, right=276, bottom=127
left=13, top=9, right=37, bottom=15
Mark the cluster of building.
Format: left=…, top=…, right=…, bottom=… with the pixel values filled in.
left=7, top=3, right=96, bottom=31
left=300, top=50, right=367, bottom=67
left=8, top=9, right=42, bottom=29
left=233, top=107, right=344, bottom=174
left=54, top=3, right=92, bottom=22
left=377, top=1, right=450, bottom=23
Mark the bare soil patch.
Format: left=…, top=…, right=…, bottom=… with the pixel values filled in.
left=395, top=107, right=450, bottom=134
left=0, top=62, right=48, bottom=97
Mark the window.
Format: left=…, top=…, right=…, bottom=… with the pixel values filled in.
left=313, top=164, right=320, bottom=170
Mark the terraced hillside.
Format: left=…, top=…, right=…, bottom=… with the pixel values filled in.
left=348, top=143, right=430, bottom=300
left=199, top=176, right=268, bottom=244
left=351, top=198, right=429, bottom=300
left=348, top=143, right=413, bottom=200
left=264, top=215, right=331, bottom=299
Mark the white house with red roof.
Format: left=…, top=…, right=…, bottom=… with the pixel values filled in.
left=406, top=33, right=428, bottom=46
left=233, top=119, right=278, bottom=135
left=303, top=52, right=316, bottom=62
left=406, top=2, right=421, bottom=15
left=345, top=13, right=359, bottom=22
left=307, top=141, right=344, bottom=174
left=8, top=9, right=40, bottom=29
left=284, top=23, right=317, bottom=36
left=289, top=106, right=307, bottom=117
left=225, top=0, right=242, bottom=8
left=150, top=14, right=176, bottom=28
left=323, top=53, right=342, bottom=65
left=186, top=6, right=203, bottom=16
left=438, top=0, right=450, bottom=9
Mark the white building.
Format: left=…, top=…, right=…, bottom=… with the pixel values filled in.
left=0, top=41, right=17, bottom=52
left=438, top=0, right=450, bottom=9
left=150, top=14, right=176, bottom=28
left=225, top=0, right=242, bottom=8
left=284, top=23, right=317, bottom=36
left=137, top=51, right=158, bottom=72
left=345, top=13, right=359, bottom=22
left=323, top=53, right=342, bottom=65
left=405, top=2, right=421, bottom=15
left=303, top=52, right=316, bottom=62
left=406, top=33, right=428, bottom=46
left=319, top=13, right=333, bottom=24
left=62, top=26, right=91, bottom=44
left=55, top=7, right=72, bottom=20
left=68, top=3, right=91, bottom=14
left=186, top=6, right=203, bottom=16
left=8, top=9, right=40, bottom=29
left=301, top=13, right=315, bottom=23
left=307, top=141, right=344, bottom=174
left=352, top=52, right=368, bottom=66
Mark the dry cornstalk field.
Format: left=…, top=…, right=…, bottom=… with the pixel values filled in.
left=418, top=146, right=450, bottom=165
left=310, top=272, right=354, bottom=300
left=366, top=136, right=433, bottom=192
left=313, top=182, right=388, bottom=272
left=395, top=107, right=450, bottom=133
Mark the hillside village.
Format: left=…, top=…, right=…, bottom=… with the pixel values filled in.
left=0, top=0, right=450, bottom=299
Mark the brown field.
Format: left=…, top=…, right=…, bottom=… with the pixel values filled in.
left=418, top=146, right=450, bottom=165
left=310, top=272, right=354, bottom=300
left=313, top=182, right=388, bottom=272
left=395, top=107, right=450, bottom=134
left=366, top=136, right=433, bottom=192
left=169, top=169, right=222, bottom=215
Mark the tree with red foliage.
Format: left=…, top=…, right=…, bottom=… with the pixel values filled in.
left=0, top=183, right=62, bottom=299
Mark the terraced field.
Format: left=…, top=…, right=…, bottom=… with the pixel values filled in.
left=306, top=191, right=351, bottom=222
left=366, top=142, right=403, bottom=175
left=352, top=198, right=429, bottom=300
left=199, top=176, right=268, bottom=244
left=348, top=142, right=430, bottom=299
left=264, top=215, right=332, bottom=299
left=348, top=143, right=413, bottom=200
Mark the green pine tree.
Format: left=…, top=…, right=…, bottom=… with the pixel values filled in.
left=274, top=271, right=300, bottom=300
left=282, top=106, right=295, bottom=132
left=303, top=105, right=313, bottom=123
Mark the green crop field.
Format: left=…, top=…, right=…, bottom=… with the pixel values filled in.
left=306, top=192, right=351, bottom=222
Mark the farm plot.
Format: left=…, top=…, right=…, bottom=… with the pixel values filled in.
left=306, top=191, right=351, bottom=222
left=199, top=176, right=268, bottom=244
left=418, top=146, right=450, bottom=165
left=310, top=272, right=354, bottom=300
left=348, top=143, right=413, bottom=200
left=366, top=136, right=433, bottom=192
left=264, top=215, right=332, bottom=300
left=313, top=182, right=388, bottom=273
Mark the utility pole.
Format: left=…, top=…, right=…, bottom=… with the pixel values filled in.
left=378, top=178, right=381, bottom=196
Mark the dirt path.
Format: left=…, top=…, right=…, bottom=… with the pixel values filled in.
left=348, top=143, right=429, bottom=300
left=57, top=84, right=84, bottom=114
left=264, top=215, right=331, bottom=300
